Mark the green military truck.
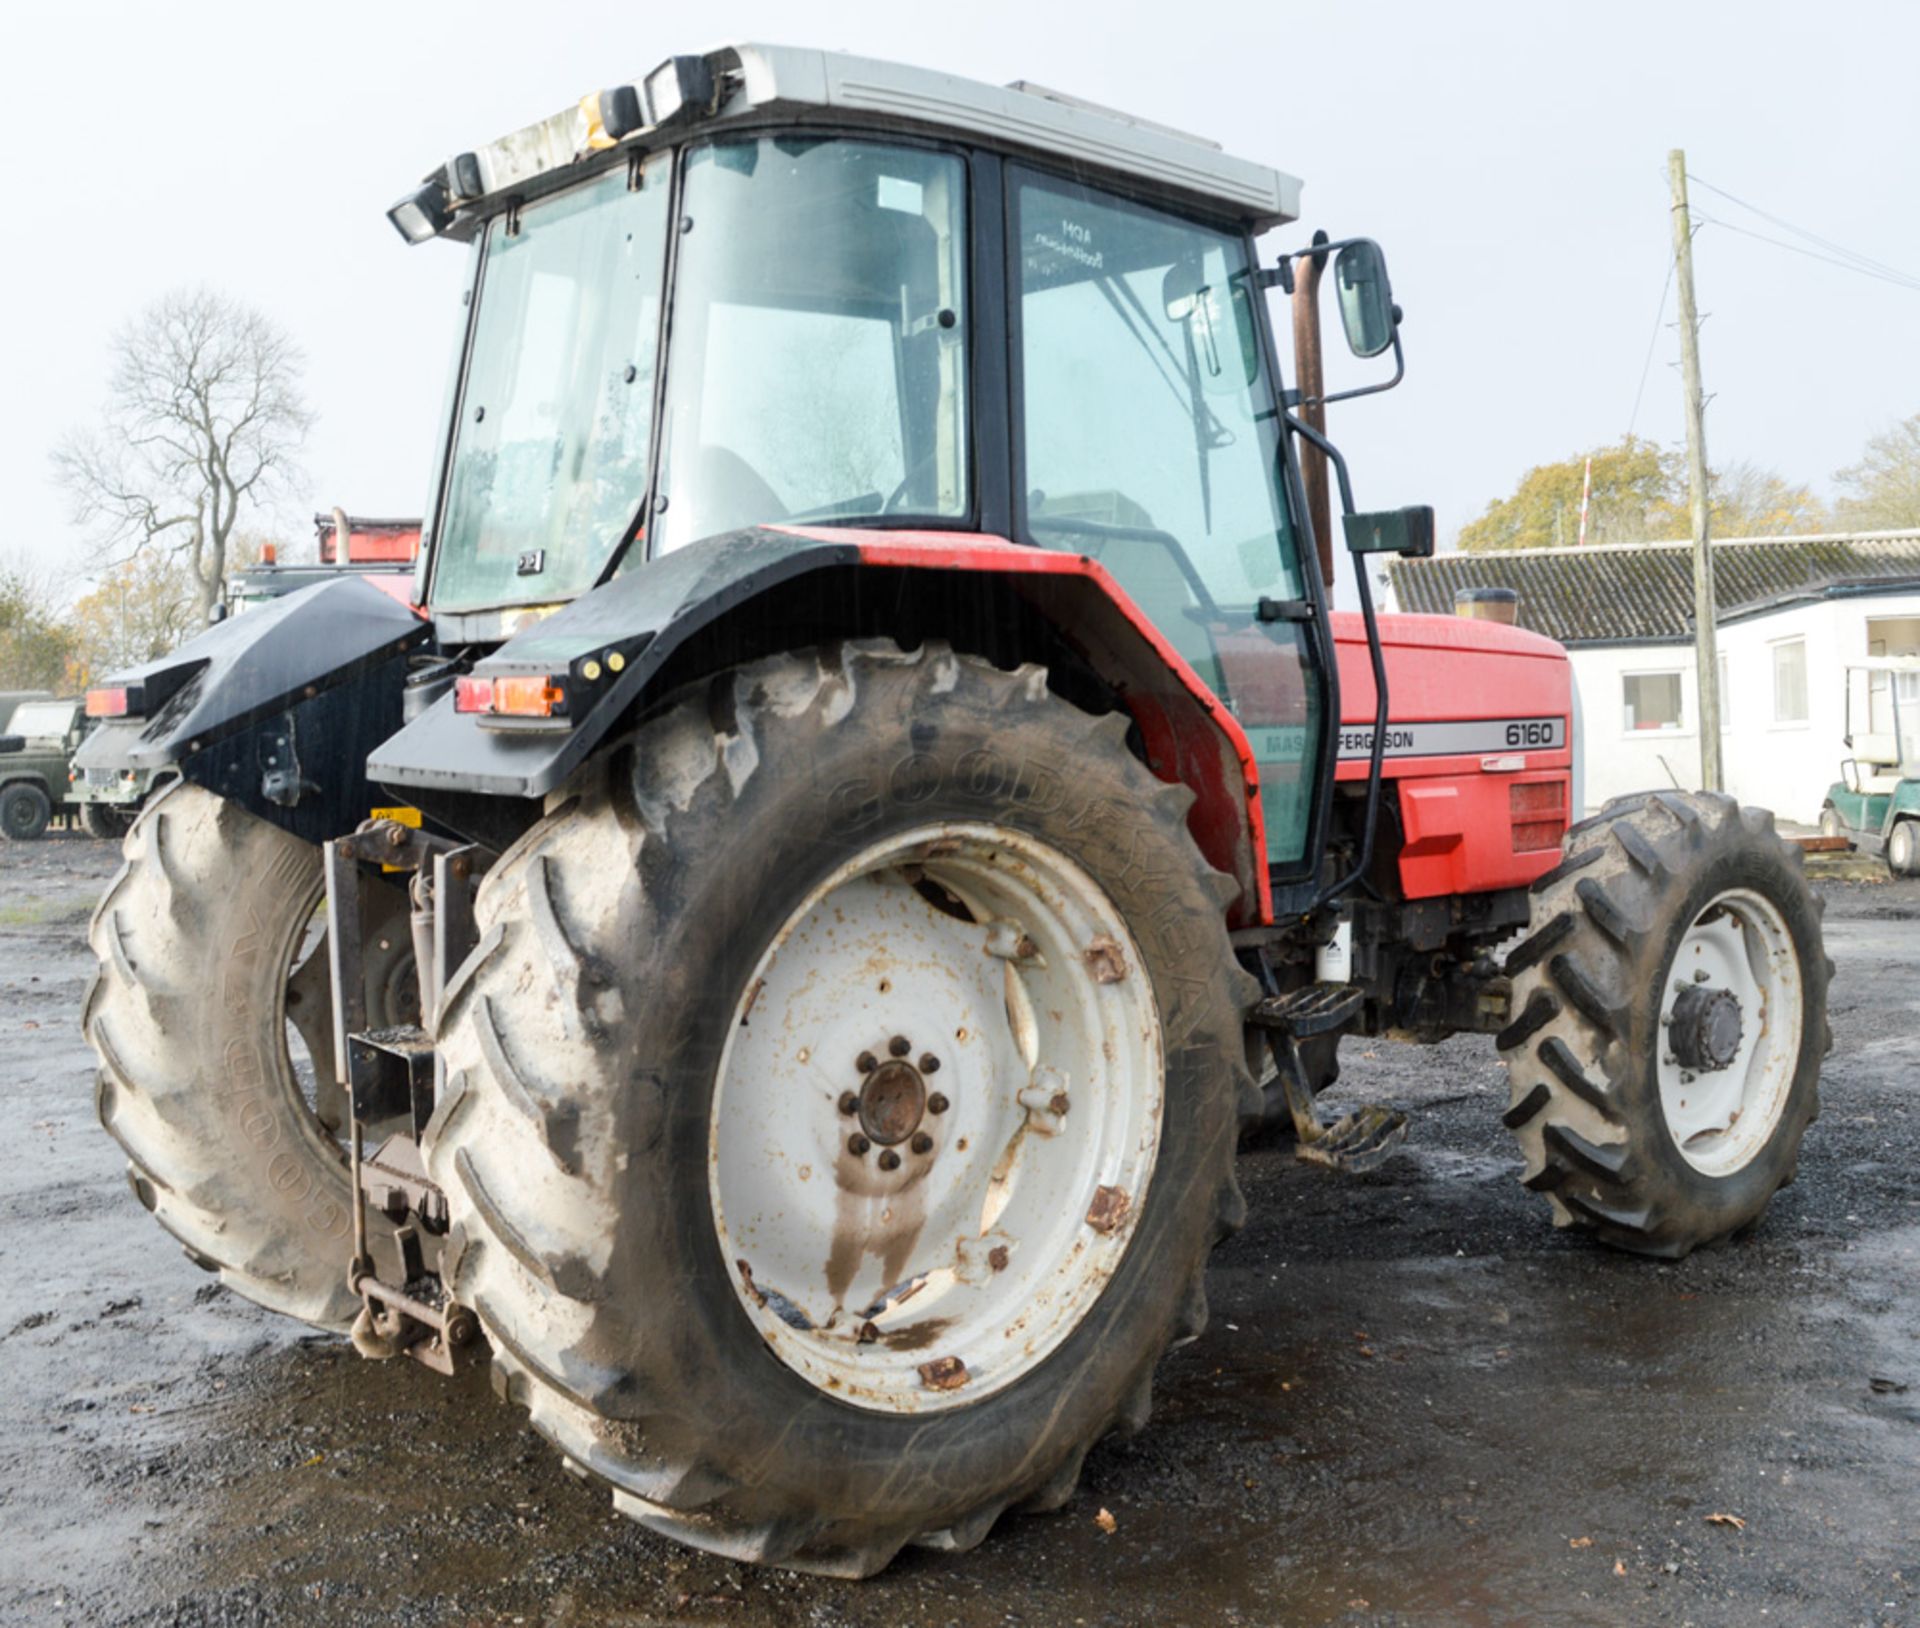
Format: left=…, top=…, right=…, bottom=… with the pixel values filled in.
left=1820, top=657, right=1920, bottom=877
left=0, top=696, right=87, bottom=840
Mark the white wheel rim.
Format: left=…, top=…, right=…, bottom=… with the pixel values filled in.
left=709, top=822, right=1163, bottom=1415
left=1656, top=887, right=1803, bottom=1177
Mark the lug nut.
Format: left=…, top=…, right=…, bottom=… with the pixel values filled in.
left=1693, top=968, right=1711, bottom=983
left=920, top=1054, right=940, bottom=1074
left=928, top=1092, right=949, bottom=1115
left=848, top=1134, right=871, bottom=1156
left=856, top=1051, right=877, bottom=1074
left=889, top=1035, right=912, bottom=1058
left=838, top=1091, right=860, bottom=1115
left=911, top=1132, right=934, bottom=1155
left=878, top=1149, right=902, bottom=1171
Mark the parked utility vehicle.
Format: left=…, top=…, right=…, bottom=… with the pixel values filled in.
left=1, top=697, right=86, bottom=840
left=77, top=46, right=1830, bottom=1576
left=1820, top=657, right=1920, bottom=876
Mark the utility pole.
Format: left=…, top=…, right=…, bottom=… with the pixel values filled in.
left=1669, top=149, right=1722, bottom=790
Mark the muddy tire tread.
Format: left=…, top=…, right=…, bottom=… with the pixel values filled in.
left=428, top=641, right=1255, bottom=1575
left=83, top=782, right=402, bottom=1329
left=1498, top=789, right=1830, bottom=1256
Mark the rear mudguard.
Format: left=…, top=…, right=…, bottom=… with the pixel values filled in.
left=73, top=576, right=429, bottom=845
left=372, top=525, right=1273, bottom=924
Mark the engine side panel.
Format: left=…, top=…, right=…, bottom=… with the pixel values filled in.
left=1332, top=611, right=1574, bottom=899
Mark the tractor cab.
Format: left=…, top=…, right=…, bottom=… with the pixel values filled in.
left=1822, top=657, right=1920, bottom=876
left=394, top=47, right=1412, bottom=891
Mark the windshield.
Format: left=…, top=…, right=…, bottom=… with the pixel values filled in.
left=654, top=137, right=968, bottom=552
left=1864, top=665, right=1920, bottom=771
left=1015, top=175, right=1301, bottom=611
left=10, top=702, right=77, bottom=738
left=433, top=157, right=671, bottom=612
left=1012, top=172, right=1317, bottom=865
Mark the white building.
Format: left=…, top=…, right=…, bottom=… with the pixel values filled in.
left=1384, top=532, right=1920, bottom=822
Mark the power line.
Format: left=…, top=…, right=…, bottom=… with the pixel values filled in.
left=1627, top=251, right=1676, bottom=439
left=1691, top=210, right=1920, bottom=292
left=1686, top=173, right=1920, bottom=291
left=1687, top=172, right=1918, bottom=284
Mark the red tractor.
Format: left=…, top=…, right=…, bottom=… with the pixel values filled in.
left=76, top=46, right=1829, bottom=1576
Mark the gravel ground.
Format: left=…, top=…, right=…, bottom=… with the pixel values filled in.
left=1, top=833, right=1915, bottom=1628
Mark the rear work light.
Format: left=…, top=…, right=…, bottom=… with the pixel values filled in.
left=85, top=685, right=143, bottom=719
left=453, top=674, right=569, bottom=720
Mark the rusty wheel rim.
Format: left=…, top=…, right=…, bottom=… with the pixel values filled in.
left=709, top=822, right=1164, bottom=1413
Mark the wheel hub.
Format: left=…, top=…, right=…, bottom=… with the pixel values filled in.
left=1668, top=984, right=1743, bottom=1072
left=856, top=1054, right=928, bottom=1147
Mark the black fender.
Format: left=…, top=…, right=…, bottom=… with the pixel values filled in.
left=73, top=576, right=430, bottom=845
left=372, top=526, right=1273, bottom=923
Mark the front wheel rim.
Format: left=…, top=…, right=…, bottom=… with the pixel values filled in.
left=1656, top=887, right=1803, bottom=1177
left=709, top=822, right=1164, bottom=1415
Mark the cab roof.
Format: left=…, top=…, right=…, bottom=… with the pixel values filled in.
left=396, top=44, right=1303, bottom=243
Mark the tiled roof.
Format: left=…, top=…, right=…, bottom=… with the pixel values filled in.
left=1387, top=532, right=1920, bottom=644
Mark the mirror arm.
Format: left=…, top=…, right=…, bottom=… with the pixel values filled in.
left=1305, top=326, right=1406, bottom=410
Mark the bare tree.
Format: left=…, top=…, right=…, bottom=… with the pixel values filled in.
left=53, top=288, right=313, bottom=620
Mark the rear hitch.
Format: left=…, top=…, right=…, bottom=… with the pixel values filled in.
left=325, top=815, right=492, bottom=1373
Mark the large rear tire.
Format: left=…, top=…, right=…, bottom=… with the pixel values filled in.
left=1497, top=790, right=1831, bottom=1258
left=430, top=641, right=1259, bottom=1575
left=85, top=782, right=415, bottom=1328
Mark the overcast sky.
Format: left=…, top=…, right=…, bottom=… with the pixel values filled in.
left=5, top=0, right=1917, bottom=605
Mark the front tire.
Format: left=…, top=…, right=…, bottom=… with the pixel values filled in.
left=430, top=641, right=1258, bottom=1574
left=1497, top=791, right=1831, bottom=1258
left=85, top=782, right=415, bottom=1327
left=1, top=781, right=51, bottom=841
left=80, top=800, right=135, bottom=842
left=1817, top=803, right=1846, bottom=844
left=1888, top=818, right=1919, bottom=878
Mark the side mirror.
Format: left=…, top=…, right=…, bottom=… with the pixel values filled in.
left=0, top=735, right=22, bottom=755
left=1334, top=239, right=1396, bottom=359
left=1343, top=506, right=1435, bottom=558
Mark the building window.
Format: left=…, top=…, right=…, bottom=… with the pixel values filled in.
left=1623, top=671, right=1684, bottom=732
left=1772, top=639, right=1809, bottom=724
